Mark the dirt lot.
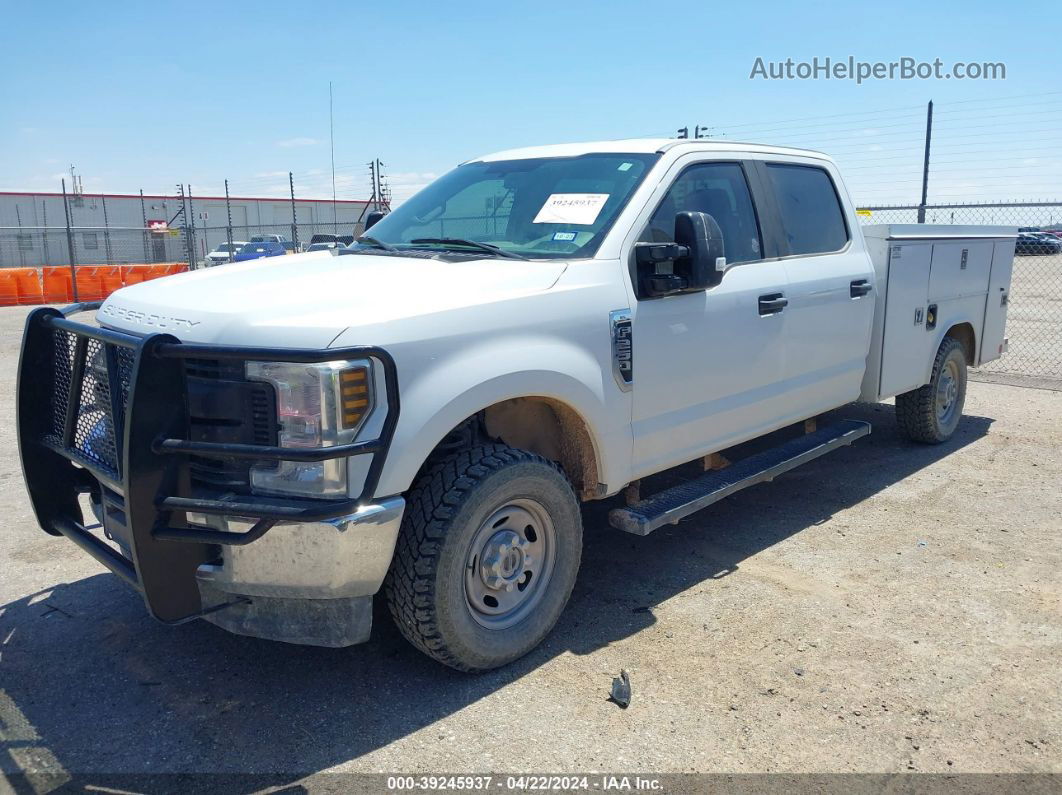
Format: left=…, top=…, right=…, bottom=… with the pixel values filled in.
left=0, top=304, right=1059, bottom=785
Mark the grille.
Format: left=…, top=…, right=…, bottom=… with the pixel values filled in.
left=184, top=358, right=277, bottom=491
left=46, top=328, right=132, bottom=479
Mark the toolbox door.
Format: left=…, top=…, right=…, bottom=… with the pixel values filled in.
left=979, top=240, right=1015, bottom=365
left=879, top=242, right=934, bottom=398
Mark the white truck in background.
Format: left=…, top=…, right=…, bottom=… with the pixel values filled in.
left=17, top=139, right=1015, bottom=671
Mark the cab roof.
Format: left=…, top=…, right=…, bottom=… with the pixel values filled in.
left=471, top=138, right=833, bottom=163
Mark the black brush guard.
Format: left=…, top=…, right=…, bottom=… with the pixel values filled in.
left=16, top=303, right=400, bottom=624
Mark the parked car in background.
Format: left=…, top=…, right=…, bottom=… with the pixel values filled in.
left=232, top=241, right=286, bottom=261
left=1015, top=232, right=1062, bottom=256
left=204, top=241, right=249, bottom=266
left=250, top=234, right=286, bottom=244
left=309, top=233, right=356, bottom=247
left=305, top=242, right=341, bottom=253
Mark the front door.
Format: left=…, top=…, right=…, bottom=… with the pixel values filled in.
left=629, top=160, right=790, bottom=479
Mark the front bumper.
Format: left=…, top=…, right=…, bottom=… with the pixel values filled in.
left=16, top=302, right=401, bottom=643
left=195, top=498, right=405, bottom=646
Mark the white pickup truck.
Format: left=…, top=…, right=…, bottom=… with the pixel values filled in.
left=17, top=139, right=1015, bottom=671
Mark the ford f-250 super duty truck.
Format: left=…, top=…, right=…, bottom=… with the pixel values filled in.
left=17, top=139, right=1015, bottom=671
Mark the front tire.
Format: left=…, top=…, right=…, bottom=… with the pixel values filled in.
left=896, top=336, right=968, bottom=444
left=384, top=444, right=582, bottom=672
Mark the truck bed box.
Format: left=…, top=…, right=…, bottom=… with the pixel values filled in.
left=860, top=224, right=1016, bottom=401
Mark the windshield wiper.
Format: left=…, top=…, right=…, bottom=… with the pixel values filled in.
left=410, top=238, right=528, bottom=260
left=355, top=235, right=398, bottom=252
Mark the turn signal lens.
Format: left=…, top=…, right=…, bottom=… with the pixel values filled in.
left=339, top=367, right=370, bottom=430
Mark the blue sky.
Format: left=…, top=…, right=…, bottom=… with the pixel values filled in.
left=1, top=0, right=1058, bottom=206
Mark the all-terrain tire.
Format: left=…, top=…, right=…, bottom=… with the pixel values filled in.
left=384, top=444, right=582, bottom=672
left=895, top=336, right=968, bottom=444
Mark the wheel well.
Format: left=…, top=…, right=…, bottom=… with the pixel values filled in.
left=945, top=322, right=976, bottom=364
left=422, top=398, right=601, bottom=501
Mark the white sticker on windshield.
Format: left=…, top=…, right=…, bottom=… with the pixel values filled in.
left=533, top=193, right=610, bottom=225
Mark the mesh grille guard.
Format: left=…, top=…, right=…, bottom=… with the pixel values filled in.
left=16, top=302, right=400, bottom=624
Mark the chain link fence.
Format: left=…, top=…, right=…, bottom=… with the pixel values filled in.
left=3, top=200, right=1060, bottom=386
left=857, top=202, right=1062, bottom=386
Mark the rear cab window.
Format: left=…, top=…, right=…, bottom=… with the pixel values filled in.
left=765, top=163, right=849, bottom=255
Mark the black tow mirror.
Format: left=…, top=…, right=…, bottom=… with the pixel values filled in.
left=364, top=209, right=388, bottom=230
left=633, top=211, right=727, bottom=298
left=674, top=211, right=727, bottom=290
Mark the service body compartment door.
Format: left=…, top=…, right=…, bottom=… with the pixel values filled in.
left=979, top=240, right=1015, bottom=364
left=879, top=242, right=934, bottom=397
left=928, top=241, right=993, bottom=300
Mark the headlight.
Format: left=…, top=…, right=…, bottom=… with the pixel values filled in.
left=245, top=359, right=374, bottom=498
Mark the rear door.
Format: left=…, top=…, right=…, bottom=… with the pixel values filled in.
left=753, top=158, right=875, bottom=418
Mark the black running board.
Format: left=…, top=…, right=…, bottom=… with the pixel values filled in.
left=609, top=420, right=871, bottom=536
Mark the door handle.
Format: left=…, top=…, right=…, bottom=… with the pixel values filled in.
left=850, top=279, right=873, bottom=298
left=758, top=293, right=788, bottom=315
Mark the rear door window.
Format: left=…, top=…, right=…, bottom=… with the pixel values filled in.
left=765, top=164, right=848, bottom=256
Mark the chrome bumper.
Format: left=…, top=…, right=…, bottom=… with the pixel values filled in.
left=193, top=497, right=405, bottom=646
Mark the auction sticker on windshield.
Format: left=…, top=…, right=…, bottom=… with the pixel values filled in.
left=533, top=193, right=609, bottom=225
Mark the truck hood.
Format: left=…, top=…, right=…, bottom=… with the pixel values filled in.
left=97, top=251, right=567, bottom=348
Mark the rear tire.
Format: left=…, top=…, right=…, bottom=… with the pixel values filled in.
left=896, top=336, right=967, bottom=444
left=384, top=444, right=582, bottom=672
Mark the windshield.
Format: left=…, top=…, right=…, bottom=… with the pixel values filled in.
left=355, top=153, right=659, bottom=259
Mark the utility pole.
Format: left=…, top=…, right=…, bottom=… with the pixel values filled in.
left=376, top=159, right=389, bottom=208
left=42, top=199, right=51, bottom=265
left=140, top=189, right=150, bottom=262
left=289, top=172, right=300, bottom=250
left=329, top=80, right=337, bottom=233
left=224, top=179, right=234, bottom=261
left=176, top=183, right=192, bottom=268
left=917, top=100, right=934, bottom=224
left=102, top=194, right=113, bottom=265
left=368, top=160, right=378, bottom=210
left=187, top=184, right=198, bottom=268
left=62, top=178, right=79, bottom=301
left=676, top=126, right=689, bottom=139
left=15, top=205, right=25, bottom=267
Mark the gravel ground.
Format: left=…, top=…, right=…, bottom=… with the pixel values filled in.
left=0, top=304, right=1059, bottom=784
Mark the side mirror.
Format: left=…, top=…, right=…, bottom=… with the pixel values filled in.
left=364, top=209, right=388, bottom=230
left=674, top=211, right=727, bottom=290
left=632, top=211, right=728, bottom=298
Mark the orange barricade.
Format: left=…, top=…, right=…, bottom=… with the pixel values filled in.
left=74, top=266, right=105, bottom=302
left=42, top=267, right=73, bottom=303
left=99, top=265, right=123, bottom=297
left=1, top=263, right=192, bottom=307
left=0, top=270, right=19, bottom=306
left=120, top=264, right=147, bottom=285
left=15, top=268, right=44, bottom=305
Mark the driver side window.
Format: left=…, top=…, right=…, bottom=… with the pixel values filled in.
left=639, top=162, right=763, bottom=264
